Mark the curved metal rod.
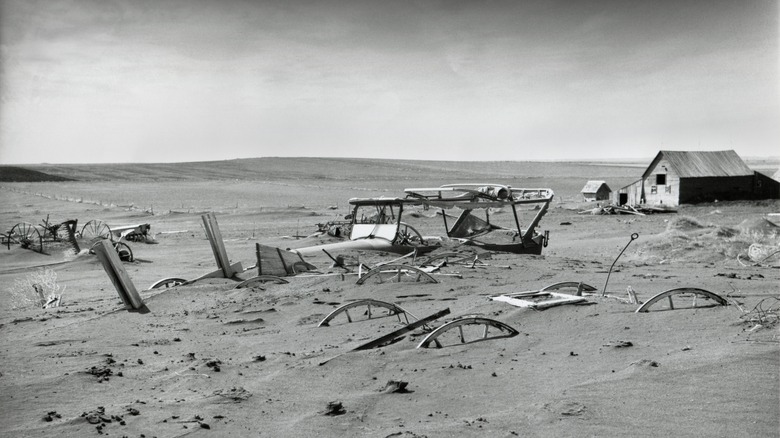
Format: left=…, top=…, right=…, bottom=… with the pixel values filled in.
left=635, top=287, right=728, bottom=313
left=602, top=233, right=639, bottom=296
left=234, top=275, right=289, bottom=289
left=148, top=277, right=187, bottom=290
left=416, top=317, right=519, bottom=349
left=540, top=282, right=598, bottom=293
left=356, top=264, right=439, bottom=285
left=317, top=298, right=417, bottom=327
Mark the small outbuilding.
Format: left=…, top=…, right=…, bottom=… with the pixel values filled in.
left=615, top=150, right=780, bottom=206
left=580, top=180, right=611, bottom=202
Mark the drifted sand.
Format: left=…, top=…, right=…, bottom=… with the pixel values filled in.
left=1, top=163, right=778, bottom=437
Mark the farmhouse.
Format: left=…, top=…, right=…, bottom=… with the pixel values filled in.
left=615, top=150, right=780, bottom=207
left=580, top=180, right=611, bottom=202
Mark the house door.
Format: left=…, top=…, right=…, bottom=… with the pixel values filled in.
left=619, top=193, right=628, bottom=205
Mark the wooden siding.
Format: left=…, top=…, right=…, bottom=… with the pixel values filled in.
left=614, top=180, right=643, bottom=205
left=643, top=156, right=680, bottom=206
left=582, top=185, right=611, bottom=201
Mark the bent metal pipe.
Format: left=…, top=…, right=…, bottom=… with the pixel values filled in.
left=602, top=233, right=639, bottom=297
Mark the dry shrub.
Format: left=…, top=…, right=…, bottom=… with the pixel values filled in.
left=631, top=216, right=780, bottom=264
left=9, top=268, right=64, bottom=310
left=666, top=215, right=709, bottom=232
left=738, top=297, right=780, bottom=330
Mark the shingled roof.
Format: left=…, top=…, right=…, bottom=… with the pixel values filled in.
left=580, top=180, right=610, bottom=193
left=643, top=150, right=753, bottom=179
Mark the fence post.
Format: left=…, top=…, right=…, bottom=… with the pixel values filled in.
left=93, top=240, right=148, bottom=313
left=201, top=212, right=236, bottom=278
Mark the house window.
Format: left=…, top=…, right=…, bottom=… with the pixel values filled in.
left=656, top=174, right=666, bottom=185
left=651, top=185, right=657, bottom=194
left=665, top=185, right=671, bottom=194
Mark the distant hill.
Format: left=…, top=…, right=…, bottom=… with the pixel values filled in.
left=0, top=166, right=74, bottom=182
left=16, top=157, right=646, bottom=183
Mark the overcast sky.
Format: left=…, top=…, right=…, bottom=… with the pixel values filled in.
left=0, top=0, right=777, bottom=164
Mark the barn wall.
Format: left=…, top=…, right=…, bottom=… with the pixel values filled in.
left=615, top=180, right=642, bottom=205
left=678, top=176, right=754, bottom=204
left=753, top=172, right=780, bottom=199
left=642, top=157, right=680, bottom=206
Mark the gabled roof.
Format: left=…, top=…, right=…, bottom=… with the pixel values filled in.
left=643, top=150, right=753, bottom=178
left=580, top=180, right=611, bottom=193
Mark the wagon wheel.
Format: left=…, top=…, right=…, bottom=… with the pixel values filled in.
left=234, top=275, right=289, bottom=289
left=10, top=223, right=44, bottom=253
left=113, top=241, right=134, bottom=262
left=416, top=316, right=519, bottom=349
left=148, top=277, right=188, bottom=290
left=396, top=222, right=424, bottom=245
left=356, top=264, right=439, bottom=285
left=80, top=220, right=112, bottom=243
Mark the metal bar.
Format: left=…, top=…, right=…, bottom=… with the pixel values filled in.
left=602, top=233, right=639, bottom=296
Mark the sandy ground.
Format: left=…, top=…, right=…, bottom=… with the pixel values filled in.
left=1, top=172, right=778, bottom=438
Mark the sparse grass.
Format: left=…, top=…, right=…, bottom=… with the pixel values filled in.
left=9, top=268, right=64, bottom=310
left=739, top=297, right=780, bottom=331
left=666, top=215, right=709, bottom=231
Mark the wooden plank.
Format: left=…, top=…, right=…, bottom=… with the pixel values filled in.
left=319, top=308, right=450, bottom=365
left=491, top=292, right=587, bottom=309
left=201, top=213, right=235, bottom=278
left=93, top=239, right=147, bottom=312
left=353, top=308, right=450, bottom=351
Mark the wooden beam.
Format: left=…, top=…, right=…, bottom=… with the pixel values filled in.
left=189, top=262, right=243, bottom=282
left=201, top=212, right=235, bottom=278
left=93, top=240, right=148, bottom=313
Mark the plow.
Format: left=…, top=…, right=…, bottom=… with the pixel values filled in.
left=2, top=216, right=147, bottom=262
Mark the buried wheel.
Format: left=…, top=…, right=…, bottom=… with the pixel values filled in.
left=356, top=264, right=438, bottom=285
left=89, top=240, right=133, bottom=262
left=148, top=277, right=188, bottom=290
left=113, top=241, right=134, bottom=262
left=80, top=220, right=112, bottom=243
left=9, top=222, right=44, bottom=253
left=396, top=222, right=424, bottom=245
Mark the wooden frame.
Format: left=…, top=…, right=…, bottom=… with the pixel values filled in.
left=490, top=282, right=596, bottom=310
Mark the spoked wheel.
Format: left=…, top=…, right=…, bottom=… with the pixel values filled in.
left=396, top=222, right=424, bottom=245
left=10, top=223, right=44, bottom=253
left=356, top=263, right=439, bottom=285
left=113, top=241, right=134, bottom=262
left=89, top=240, right=133, bottom=262
left=80, top=220, right=112, bottom=243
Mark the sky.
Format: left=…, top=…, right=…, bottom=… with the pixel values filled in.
left=0, top=0, right=778, bottom=164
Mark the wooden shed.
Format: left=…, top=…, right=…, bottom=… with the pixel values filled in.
left=614, top=150, right=778, bottom=207
left=580, top=180, right=611, bottom=202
